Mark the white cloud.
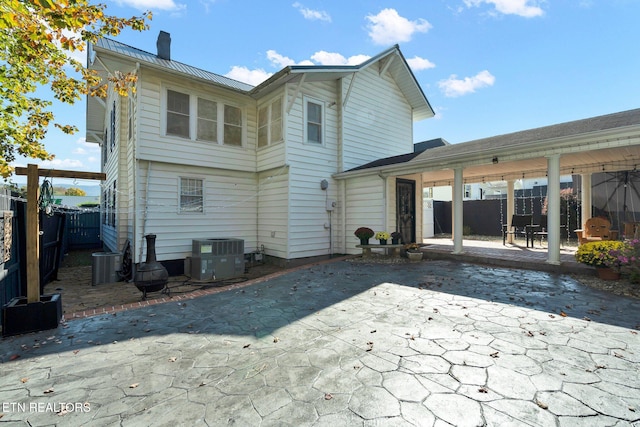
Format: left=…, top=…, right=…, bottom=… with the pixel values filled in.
left=366, top=9, right=432, bottom=45
left=267, top=50, right=297, bottom=68
left=113, top=0, right=186, bottom=12
left=292, top=2, right=332, bottom=22
left=233, top=49, right=372, bottom=86
left=40, top=158, right=86, bottom=169
left=463, top=0, right=544, bottom=17
left=225, top=66, right=272, bottom=86
left=438, top=70, right=495, bottom=97
left=406, top=56, right=436, bottom=71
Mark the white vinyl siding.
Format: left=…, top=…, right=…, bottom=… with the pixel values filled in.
left=344, top=177, right=386, bottom=255
left=285, top=82, right=339, bottom=258
left=134, top=163, right=258, bottom=262
left=341, top=67, right=413, bottom=170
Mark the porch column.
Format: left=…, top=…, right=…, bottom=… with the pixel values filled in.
left=453, top=167, right=464, bottom=254
left=506, top=180, right=515, bottom=244
left=580, top=173, right=592, bottom=230
left=546, top=154, right=561, bottom=265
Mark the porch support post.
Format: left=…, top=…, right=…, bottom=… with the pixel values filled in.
left=506, top=180, right=515, bottom=244
left=452, top=167, right=464, bottom=254
left=580, top=173, right=592, bottom=229
left=546, top=154, right=561, bottom=265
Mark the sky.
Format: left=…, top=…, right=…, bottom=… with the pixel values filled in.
left=10, top=0, right=640, bottom=188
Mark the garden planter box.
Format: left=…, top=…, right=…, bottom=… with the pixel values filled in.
left=1, top=294, right=62, bottom=337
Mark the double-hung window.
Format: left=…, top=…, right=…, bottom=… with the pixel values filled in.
left=224, top=105, right=242, bottom=146
left=180, top=177, right=204, bottom=213
left=305, top=97, right=323, bottom=144
left=197, top=97, right=217, bottom=142
left=258, top=97, right=283, bottom=148
left=166, top=88, right=243, bottom=146
left=167, top=90, right=190, bottom=138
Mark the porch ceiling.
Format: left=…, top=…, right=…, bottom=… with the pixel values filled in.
left=336, top=108, right=640, bottom=187
left=411, top=145, right=639, bottom=187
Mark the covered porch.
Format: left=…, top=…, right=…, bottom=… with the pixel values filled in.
left=336, top=108, right=640, bottom=266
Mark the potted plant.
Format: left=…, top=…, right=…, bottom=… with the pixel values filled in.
left=609, top=239, right=640, bottom=283
left=354, top=227, right=375, bottom=245
left=575, top=240, right=626, bottom=280
left=404, top=243, right=423, bottom=261
left=375, top=231, right=390, bottom=245
left=391, top=231, right=402, bottom=245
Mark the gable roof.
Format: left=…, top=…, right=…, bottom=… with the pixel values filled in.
left=91, top=37, right=433, bottom=118
left=250, top=45, right=434, bottom=121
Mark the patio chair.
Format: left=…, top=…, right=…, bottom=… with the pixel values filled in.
left=502, top=214, right=532, bottom=245
left=574, top=217, right=618, bottom=245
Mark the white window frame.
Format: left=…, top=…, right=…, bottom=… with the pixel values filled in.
left=179, top=177, right=204, bottom=214
left=166, top=89, right=190, bottom=139
left=258, top=96, right=283, bottom=148
left=304, top=96, right=324, bottom=145
left=163, top=86, right=245, bottom=147
left=196, top=96, right=218, bottom=143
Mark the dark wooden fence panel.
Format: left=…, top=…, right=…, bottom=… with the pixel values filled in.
left=40, top=211, right=67, bottom=291
left=0, top=192, right=23, bottom=324
left=432, top=195, right=579, bottom=238
left=65, top=211, right=101, bottom=249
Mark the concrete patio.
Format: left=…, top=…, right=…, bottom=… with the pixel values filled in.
left=1, top=253, right=639, bottom=426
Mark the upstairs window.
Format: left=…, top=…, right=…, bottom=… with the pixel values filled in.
left=224, top=105, right=242, bottom=146
left=166, top=89, right=190, bottom=138
left=305, top=97, right=323, bottom=144
left=180, top=177, right=204, bottom=213
left=165, top=88, right=244, bottom=146
left=197, top=97, right=217, bottom=142
left=258, top=96, right=283, bottom=148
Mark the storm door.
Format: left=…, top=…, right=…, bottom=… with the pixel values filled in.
left=396, top=179, right=416, bottom=244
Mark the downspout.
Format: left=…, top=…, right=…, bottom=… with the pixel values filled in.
left=138, top=160, right=151, bottom=263
left=132, top=62, right=141, bottom=264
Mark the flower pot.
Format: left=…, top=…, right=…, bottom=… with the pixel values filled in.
left=596, top=267, right=620, bottom=281
left=407, top=252, right=422, bottom=261
left=1, top=294, right=62, bottom=337
left=379, top=239, right=387, bottom=245
left=391, top=238, right=399, bottom=245
left=359, top=238, right=370, bottom=245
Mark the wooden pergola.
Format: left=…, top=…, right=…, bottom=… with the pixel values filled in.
left=15, top=164, right=105, bottom=303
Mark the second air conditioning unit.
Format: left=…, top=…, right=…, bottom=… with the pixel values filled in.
left=185, top=238, right=245, bottom=281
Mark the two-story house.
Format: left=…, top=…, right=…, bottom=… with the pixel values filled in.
left=86, top=32, right=434, bottom=271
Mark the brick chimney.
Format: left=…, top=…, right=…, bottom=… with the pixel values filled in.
left=157, top=31, right=171, bottom=60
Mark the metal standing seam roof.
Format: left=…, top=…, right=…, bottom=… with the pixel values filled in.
left=93, top=37, right=255, bottom=93
left=93, top=38, right=434, bottom=120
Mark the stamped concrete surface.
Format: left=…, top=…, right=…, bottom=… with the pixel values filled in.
left=1, top=259, right=639, bottom=426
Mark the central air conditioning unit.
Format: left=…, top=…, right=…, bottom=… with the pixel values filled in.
left=185, top=238, right=245, bottom=281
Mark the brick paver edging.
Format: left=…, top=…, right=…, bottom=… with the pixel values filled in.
left=62, top=255, right=356, bottom=322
